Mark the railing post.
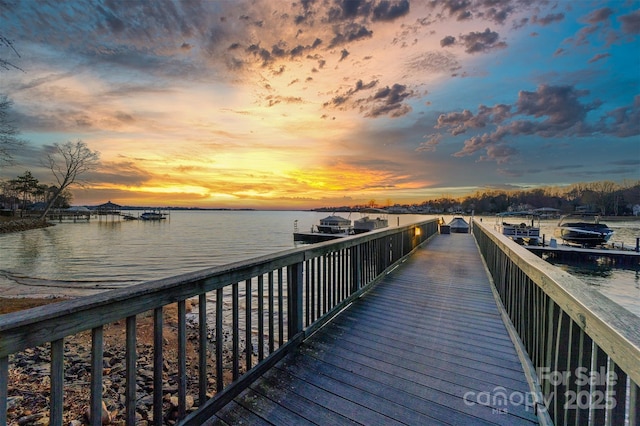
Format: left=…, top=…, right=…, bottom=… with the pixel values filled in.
left=287, top=262, right=303, bottom=336
left=91, top=326, right=104, bottom=426
left=125, top=315, right=137, bottom=424
left=153, top=308, right=163, bottom=426
left=0, top=356, right=6, bottom=426
left=50, top=338, right=64, bottom=425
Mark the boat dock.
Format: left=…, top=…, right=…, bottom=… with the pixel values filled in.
left=527, top=244, right=640, bottom=266
left=206, top=234, right=539, bottom=425
left=293, top=230, right=350, bottom=243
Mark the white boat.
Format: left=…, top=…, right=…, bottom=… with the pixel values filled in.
left=448, top=216, right=469, bottom=233
left=553, top=214, right=613, bottom=246
left=316, top=215, right=353, bottom=234
left=293, top=214, right=354, bottom=243
left=140, top=210, right=167, bottom=221
left=495, top=213, right=540, bottom=245
left=353, top=208, right=388, bottom=234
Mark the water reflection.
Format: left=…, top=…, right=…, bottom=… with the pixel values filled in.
left=544, top=257, right=640, bottom=317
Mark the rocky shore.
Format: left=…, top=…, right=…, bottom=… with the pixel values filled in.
left=1, top=219, right=251, bottom=424
left=4, top=302, right=237, bottom=425
left=0, top=218, right=54, bottom=234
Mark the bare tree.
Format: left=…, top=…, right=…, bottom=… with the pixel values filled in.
left=0, top=95, right=24, bottom=169
left=1, top=34, right=22, bottom=72
left=40, top=140, right=100, bottom=219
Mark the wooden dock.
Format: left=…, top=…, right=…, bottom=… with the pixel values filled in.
left=293, top=230, right=349, bottom=243
left=205, top=234, right=540, bottom=425
left=527, top=244, right=640, bottom=266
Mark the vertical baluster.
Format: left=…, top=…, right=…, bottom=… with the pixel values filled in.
left=325, top=253, right=331, bottom=310
left=245, top=279, right=252, bottom=372
left=362, top=242, right=367, bottom=284
left=153, top=308, right=163, bottom=426
left=539, top=291, right=549, bottom=386
left=342, top=248, right=347, bottom=300
left=591, top=346, right=607, bottom=425
left=278, top=268, right=284, bottom=345
left=310, top=258, right=316, bottom=323
left=349, top=246, right=354, bottom=292
left=322, top=255, right=328, bottom=314
left=334, top=250, right=340, bottom=302
left=0, top=356, right=7, bottom=426
left=91, top=326, right=104, bottom=426
left=232, top=283, right=239, bottom=380
left=609, top=362, right=626, bottom=426
left=268, top=272, right=274, bottom=354
left=512, top=263, right=518, bottom=325
left=543, top=301, right=558, bottom=419
left=554, top=310, right=571, bottom=426
left=287, top=262, right=303, bottom=337
left=629, top=382, right=639, bottom=426
left=258, top=274, right=265, bottom=361
left=531, top=285, right=540, bottom=369
left=344, top=248, right=350, bottom=298
left=340, top=249, right=345, bottom=298
left=178, top=300, right=187, bottom=420
left=50, top=338, right=64, bottom=425
left=216, top=288, right=223, bottom=392
left=198, top=293, right=208, bottom=402
left=305, top=260, right=310, bottom=327
left=574, top=328, right=593, bottom=425
left=316, top=257, right=322, bottom=318
left=126, top=315, right=137, bottom=425
left=368, top=240, right=373, bottom=280
left=564, top=319, right=581, bottom=425
left=333, top=251, right=339, bottom=305
left=522, top=273, right=529, bottom=346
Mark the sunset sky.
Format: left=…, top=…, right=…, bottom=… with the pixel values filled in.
left=1, top=0, right=639, bottom=209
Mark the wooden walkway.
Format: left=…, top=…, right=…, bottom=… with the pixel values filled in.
left=205, top=234, right=540, bottom=425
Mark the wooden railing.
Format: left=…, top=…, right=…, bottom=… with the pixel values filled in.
left=0, top=219, right=438, bottom=425
left=473, top=219, right=640, bottom=426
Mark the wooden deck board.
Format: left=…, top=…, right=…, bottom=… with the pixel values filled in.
left=211, top=234, right=539, bottom=425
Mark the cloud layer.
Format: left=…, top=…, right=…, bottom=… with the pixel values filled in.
left=1, top=0, right=638, bottom=207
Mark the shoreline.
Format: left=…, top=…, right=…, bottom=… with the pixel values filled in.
left=0, top=218, right=54, bottom=234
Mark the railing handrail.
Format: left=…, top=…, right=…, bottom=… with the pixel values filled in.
left=0, top=222, right=431, bottom=356
left=473, top=219, right=640, bottom=384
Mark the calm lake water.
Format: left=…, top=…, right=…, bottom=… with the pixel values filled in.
left=0, top=211, right=423, bottom=297
left=1, top=211, right=638, bottom=316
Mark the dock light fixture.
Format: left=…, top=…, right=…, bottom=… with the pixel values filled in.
left=415, top=227, right=421, bottom=237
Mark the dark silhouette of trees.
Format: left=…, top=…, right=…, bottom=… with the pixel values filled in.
left=0, top=96, right=24, bottom=169
left=8, top=170, right=38, bottom=215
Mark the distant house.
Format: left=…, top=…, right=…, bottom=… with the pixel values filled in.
left=633, top=204, right=640, bottom=216
left=575, top=205, right=601, bottom=214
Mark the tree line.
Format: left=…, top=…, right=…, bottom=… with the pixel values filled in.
left=447, top=180, right=640, bottom=215
left=431, top=180, right=640, bottom=215
left=335, top=180, right=640, bottom=216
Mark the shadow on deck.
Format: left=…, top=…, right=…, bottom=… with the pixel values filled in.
left=205, top=234, right=540, bottom=425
